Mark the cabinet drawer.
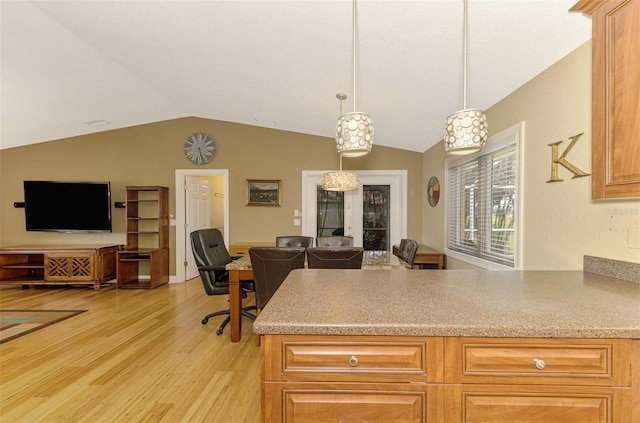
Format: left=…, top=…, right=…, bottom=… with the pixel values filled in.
left=263, top=335, right=441, bottom=383
left=444, top=385, right=625, bottom=423
left=445, top=338, right=631, bottom=386
left=264, top=382, right=434, bottom=423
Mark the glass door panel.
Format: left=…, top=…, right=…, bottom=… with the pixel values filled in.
left=362, top=185, right=390, bottom=251
left=304, top=170, right=406, bottom=251
left=316, top=188, right=345, bottom=236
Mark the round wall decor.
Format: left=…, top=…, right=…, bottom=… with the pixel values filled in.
left=184, top=131, right=216, bottom=165
left=427, top=176, right=440, bottom=207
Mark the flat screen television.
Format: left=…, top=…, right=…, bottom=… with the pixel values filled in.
left=23, top=181, right=112, bottom=233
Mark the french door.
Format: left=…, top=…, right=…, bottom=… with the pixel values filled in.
left=302, top=171, right=407, bottom=251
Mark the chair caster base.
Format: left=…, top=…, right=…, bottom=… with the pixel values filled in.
left=202, top=318, right=209, bottom=325
left=216, top=328, right=224, bottom=336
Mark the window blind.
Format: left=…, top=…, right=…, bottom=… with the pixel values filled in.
left=447, top=142, right=517, bottom=267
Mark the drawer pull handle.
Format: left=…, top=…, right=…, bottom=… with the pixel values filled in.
left=348, top=356, right=359, bottom=367
left=533, top=358, right=546, bottom=370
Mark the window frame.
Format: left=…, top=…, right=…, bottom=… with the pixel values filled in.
left=444, top=122, right=524, bottom=270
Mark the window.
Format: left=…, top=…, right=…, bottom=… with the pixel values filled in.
left=445, top=123, right=523, bottom=269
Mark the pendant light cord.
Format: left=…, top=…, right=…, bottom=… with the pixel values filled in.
left=339, top=94, right=344, bottom=171
left=352, top=0, right=357, bottom=112
left=462, top=0, right=468, bottom=110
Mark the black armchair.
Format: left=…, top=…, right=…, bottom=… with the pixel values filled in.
left=190, top=228, right=256, bottom=335
left=249, top=247, right=306, bottom=310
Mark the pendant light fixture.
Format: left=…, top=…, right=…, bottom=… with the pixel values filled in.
left=323, top=93, right=360, bottom=191
left=335, top=0, right=374, bottom=158
left=443, top=0, right=488, bottom=155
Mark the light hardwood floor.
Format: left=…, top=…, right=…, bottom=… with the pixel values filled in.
left=0, top=279, right=261, bottom=422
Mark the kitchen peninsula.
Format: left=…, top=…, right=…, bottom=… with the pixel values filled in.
left=254, top=269, right=640, bottom=422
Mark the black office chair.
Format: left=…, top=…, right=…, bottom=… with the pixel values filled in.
left=190, top=228, right=256, bottom=335
left=316, top=236, right=354, bottom=247
left=306, top=247, right=364, bottom=269
left=275, top=236, right=314, bottom=248
left=248, top=247, right=306, bottom=311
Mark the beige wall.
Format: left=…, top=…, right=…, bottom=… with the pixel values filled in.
left=422, top=41, right=640, bottom=270
left=0, top=117, right=423, bottom=275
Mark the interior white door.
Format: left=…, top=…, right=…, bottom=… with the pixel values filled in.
left=185, top=176, right=211, bottom=280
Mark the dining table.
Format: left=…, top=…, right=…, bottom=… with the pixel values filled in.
left=225, top=250, right=410, bottom=342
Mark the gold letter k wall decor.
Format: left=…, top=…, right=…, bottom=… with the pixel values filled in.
left=547, top=133, right=591, bottom=183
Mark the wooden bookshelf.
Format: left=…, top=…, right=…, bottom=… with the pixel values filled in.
left=117, top=186, right=169, bottom=289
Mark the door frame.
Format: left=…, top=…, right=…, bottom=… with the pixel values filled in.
left=301, top=170, right=407, bottom=248
left=175, top=169, right=229, bottom=283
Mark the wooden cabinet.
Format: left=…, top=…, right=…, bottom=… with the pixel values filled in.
left=261, top=335, right=638, bottom=422
left=117, top=186, right=169, bottom=289
left=444, top=337, right=634, bottom=423
left=393, top=244, right=447, bottom=269
left=262, top=335, right=438, bottom=422
left=262, top=335, right=443, bottom=422
left=571, top=0, right=640, bottom=198
left=0, top=245, right=120, bottom=290
left=264, top=382, right=433, bottom=423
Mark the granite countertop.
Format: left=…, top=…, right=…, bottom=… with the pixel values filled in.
left=253, top=269, right=640, bottom=339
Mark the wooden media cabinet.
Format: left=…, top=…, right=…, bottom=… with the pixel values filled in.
left=0, top=244, right=121, bottom=290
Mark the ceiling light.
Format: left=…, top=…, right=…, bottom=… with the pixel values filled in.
left=335, top=0, right=373, bottom=158
left=443, top=0, right=487, bottom=155
left=323, top=93, right=359, bottom=191
left=322, top=166, right=359, bottom=192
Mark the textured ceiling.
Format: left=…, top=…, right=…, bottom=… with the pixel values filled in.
left=0, top=0, right=592, bottom=152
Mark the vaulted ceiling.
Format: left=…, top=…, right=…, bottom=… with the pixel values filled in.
left=1, top=1, right=591, bottom=152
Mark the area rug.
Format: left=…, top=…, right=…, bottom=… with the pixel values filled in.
left=0, top=309, right=86, bottom=344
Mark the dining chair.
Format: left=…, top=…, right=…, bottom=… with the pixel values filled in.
left=306, top=247, right=364, bottom=269
left=249, top=247, right=306, bottom=311
left=395, top=238, right=419, bottom=268
left=316, top=236, right=354, bottom=247
left=395, top=239, right=408, bottom=258
left=404, top=239, right=419, bottom=267
left=275, top=236, right=314, bottom=248
left=190, top=228, right=257, bottom=335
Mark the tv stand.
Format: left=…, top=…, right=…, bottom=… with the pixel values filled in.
left=0, top=244, right=121, bottom=290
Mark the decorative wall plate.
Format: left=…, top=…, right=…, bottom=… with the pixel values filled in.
left=427, top=176, right=440, bottom=207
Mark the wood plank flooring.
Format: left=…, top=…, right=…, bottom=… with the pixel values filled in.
left=0, top=279, right=261, bottom=422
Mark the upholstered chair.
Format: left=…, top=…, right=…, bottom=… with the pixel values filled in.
left=316, top=236, right=354, bottom=247
left=249, top=247, right=306, bottom=311
left=306, top=247, right=363, bottom=269
left=275, top=236, right=314, bottom=248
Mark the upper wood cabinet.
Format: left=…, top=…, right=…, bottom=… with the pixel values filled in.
left=572, top=0, right=640, bottom=198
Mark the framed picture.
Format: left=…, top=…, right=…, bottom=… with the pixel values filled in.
left=246, top=179, right=281, bottom=206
